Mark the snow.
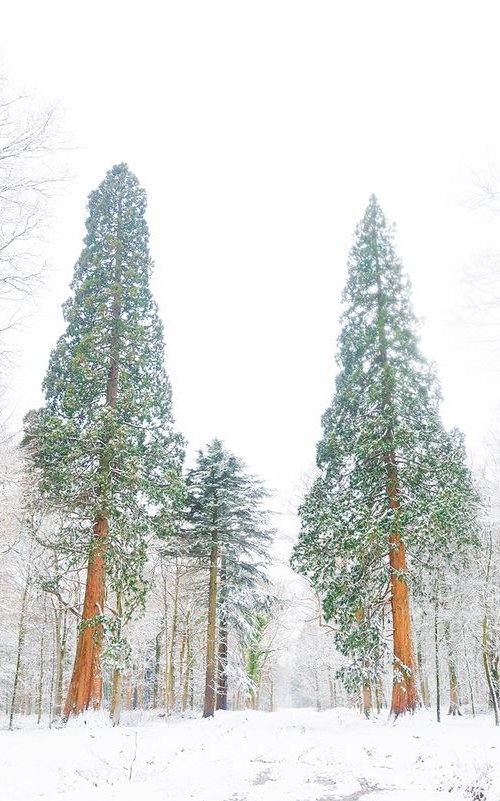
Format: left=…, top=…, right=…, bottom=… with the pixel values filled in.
left=1, top=708, right=499, bottom=801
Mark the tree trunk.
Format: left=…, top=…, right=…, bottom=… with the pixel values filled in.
left=179, top=626, right=186, bottom=705
left=491, top=656, right=500, bottom=711
left=445, top=624, right=461, bottom=716
left=203, top=538, right=218, bottom=718
left=447, top=658, right=460, bottom=716
left=481, top=530, right=499, bottom=725
left=64, top=517, right=107, bottom=718
left=355, top=606, right=373, bottom=718
left=417, top=634, right=431, bottom=708
left=482, top=614, right=499, bottom=726
left=434, top=584, right=441, bottom=723
left=53, top=604, right=68, bottom=720
left=37, top=600, right=47, bottom=724
left=152, top=629, right=162, bottom=708
left=375, top=677, right=385, bottom=713
left=163, top=576, right=169, bottom=714
left=327, top=670, right=335, bottom=708
left=167, top=561, right=179, bottom=712
left=181, top=614, right=191, bottom=712
left=462, top=626, right=475, bottom=717
left=110, top=666, right=123, bottom=725
left=387, top=457, right=416, bottom=716
left=9, top=568, right=31, bottom=729
left=215, top=634, right=228, bottom=710
left=362, top=683, right=372, bottom=718
left=216, top=559, right=228, bottom=711
left=110, top=592, right=123, bottom=725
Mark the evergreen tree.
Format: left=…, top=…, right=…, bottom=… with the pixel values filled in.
left=292, top=196, right=477, bottom=717
left=217, top=559, right=271, bottom=710
left=23, top=164, right=184, bottom=719
left=184, top=439, right=272, bottom=717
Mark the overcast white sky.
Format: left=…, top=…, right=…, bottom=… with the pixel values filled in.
left=2, top=1, right=500, bottom=537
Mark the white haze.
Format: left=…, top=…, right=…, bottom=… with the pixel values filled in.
left=2, top=1, right=500, bottom=544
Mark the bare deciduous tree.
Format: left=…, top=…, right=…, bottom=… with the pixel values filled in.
left=0, top=77, right=60, bottom=342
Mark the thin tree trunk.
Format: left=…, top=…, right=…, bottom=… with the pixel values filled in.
left=163, top=575, right=169, bottom=715
left=362, top=683, right=372, bottom=718
left=482, top=531, right=500, bottom=726
left=179, top=626, right=186, bottom=701
left=137, top=674, right=144, bottom=710
left=53, top=604, right=67, bottom=720
left=153, top=629, right=162, bottom=708
left=9, top=568, right=31, bottom=730
left=434, top=580, right=441, bottom=723
left=181, top=620, right=191, bottom=712
left=216, top=557, right=228, bottom=711
left=167, top=561, right=180, bottom=712
left=110, top=667, right=123, bottom=724
left=355, top=606, right=373, bottom=718
left=48, top=624, right=56, bottom=728
left=445, top=623, right=461, bottom=716
left=37, top=600, right=48, bottom=724
left=110, top=592, right=123, bottom=725
left=203, top=538, right=218, bottom=718
left=482, top=614, right=499, bottom=726
left=491, top=656, right=500, bottom=710
left=328, top=669, right=335, bottom=708
left=417, top=632, right=431, bottom=708
left=462, top=627, right=475, bottom=717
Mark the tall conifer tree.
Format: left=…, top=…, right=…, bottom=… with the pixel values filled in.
left=292, top=196, right=477, bottom=717
left=24, top=164, right=184, bottom=719
left=185, top=439, right=272, bottom=717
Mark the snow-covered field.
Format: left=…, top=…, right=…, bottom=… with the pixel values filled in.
left=1, top=708, right=499, bottom=801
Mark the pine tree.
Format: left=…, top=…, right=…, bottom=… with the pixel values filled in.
left=23, top=164, right=184, bottom=719
left=184, top=439, right=272, bottom=717
left=292, top=196, right=477, bottom=717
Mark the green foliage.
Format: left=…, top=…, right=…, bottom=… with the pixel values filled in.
left=23, top=163, right=185, bottom=622
left=184, top=439, right=273, bottom=638
left=245, top=613, right=269, bottom=694
left=292, top=195, right=478, bottom=690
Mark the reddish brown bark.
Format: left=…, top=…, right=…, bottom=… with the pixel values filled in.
left=389, top=531, right=416, bottom=715
left=63, top=517, right=107, bottom=719
left=387, top=457, right=416, bottom=716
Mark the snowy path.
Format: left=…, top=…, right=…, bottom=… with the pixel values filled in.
left=1, top=708, right=499, bottom=801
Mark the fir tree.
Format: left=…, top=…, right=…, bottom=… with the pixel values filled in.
left=23, top=164, right=184, bottom=719
left=292, top=196, right=477, bottom=717
left=184, top=439, right=272, bottom=717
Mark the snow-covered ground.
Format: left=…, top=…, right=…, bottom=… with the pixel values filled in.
left=1, top=708, right=499, bottom=801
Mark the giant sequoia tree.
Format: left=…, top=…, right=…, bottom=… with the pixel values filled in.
left=24, top=164, right=184, bottom=719
left=185, top=439, right=272, bottom=717
left=292, top=196, right=477, bottom=717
